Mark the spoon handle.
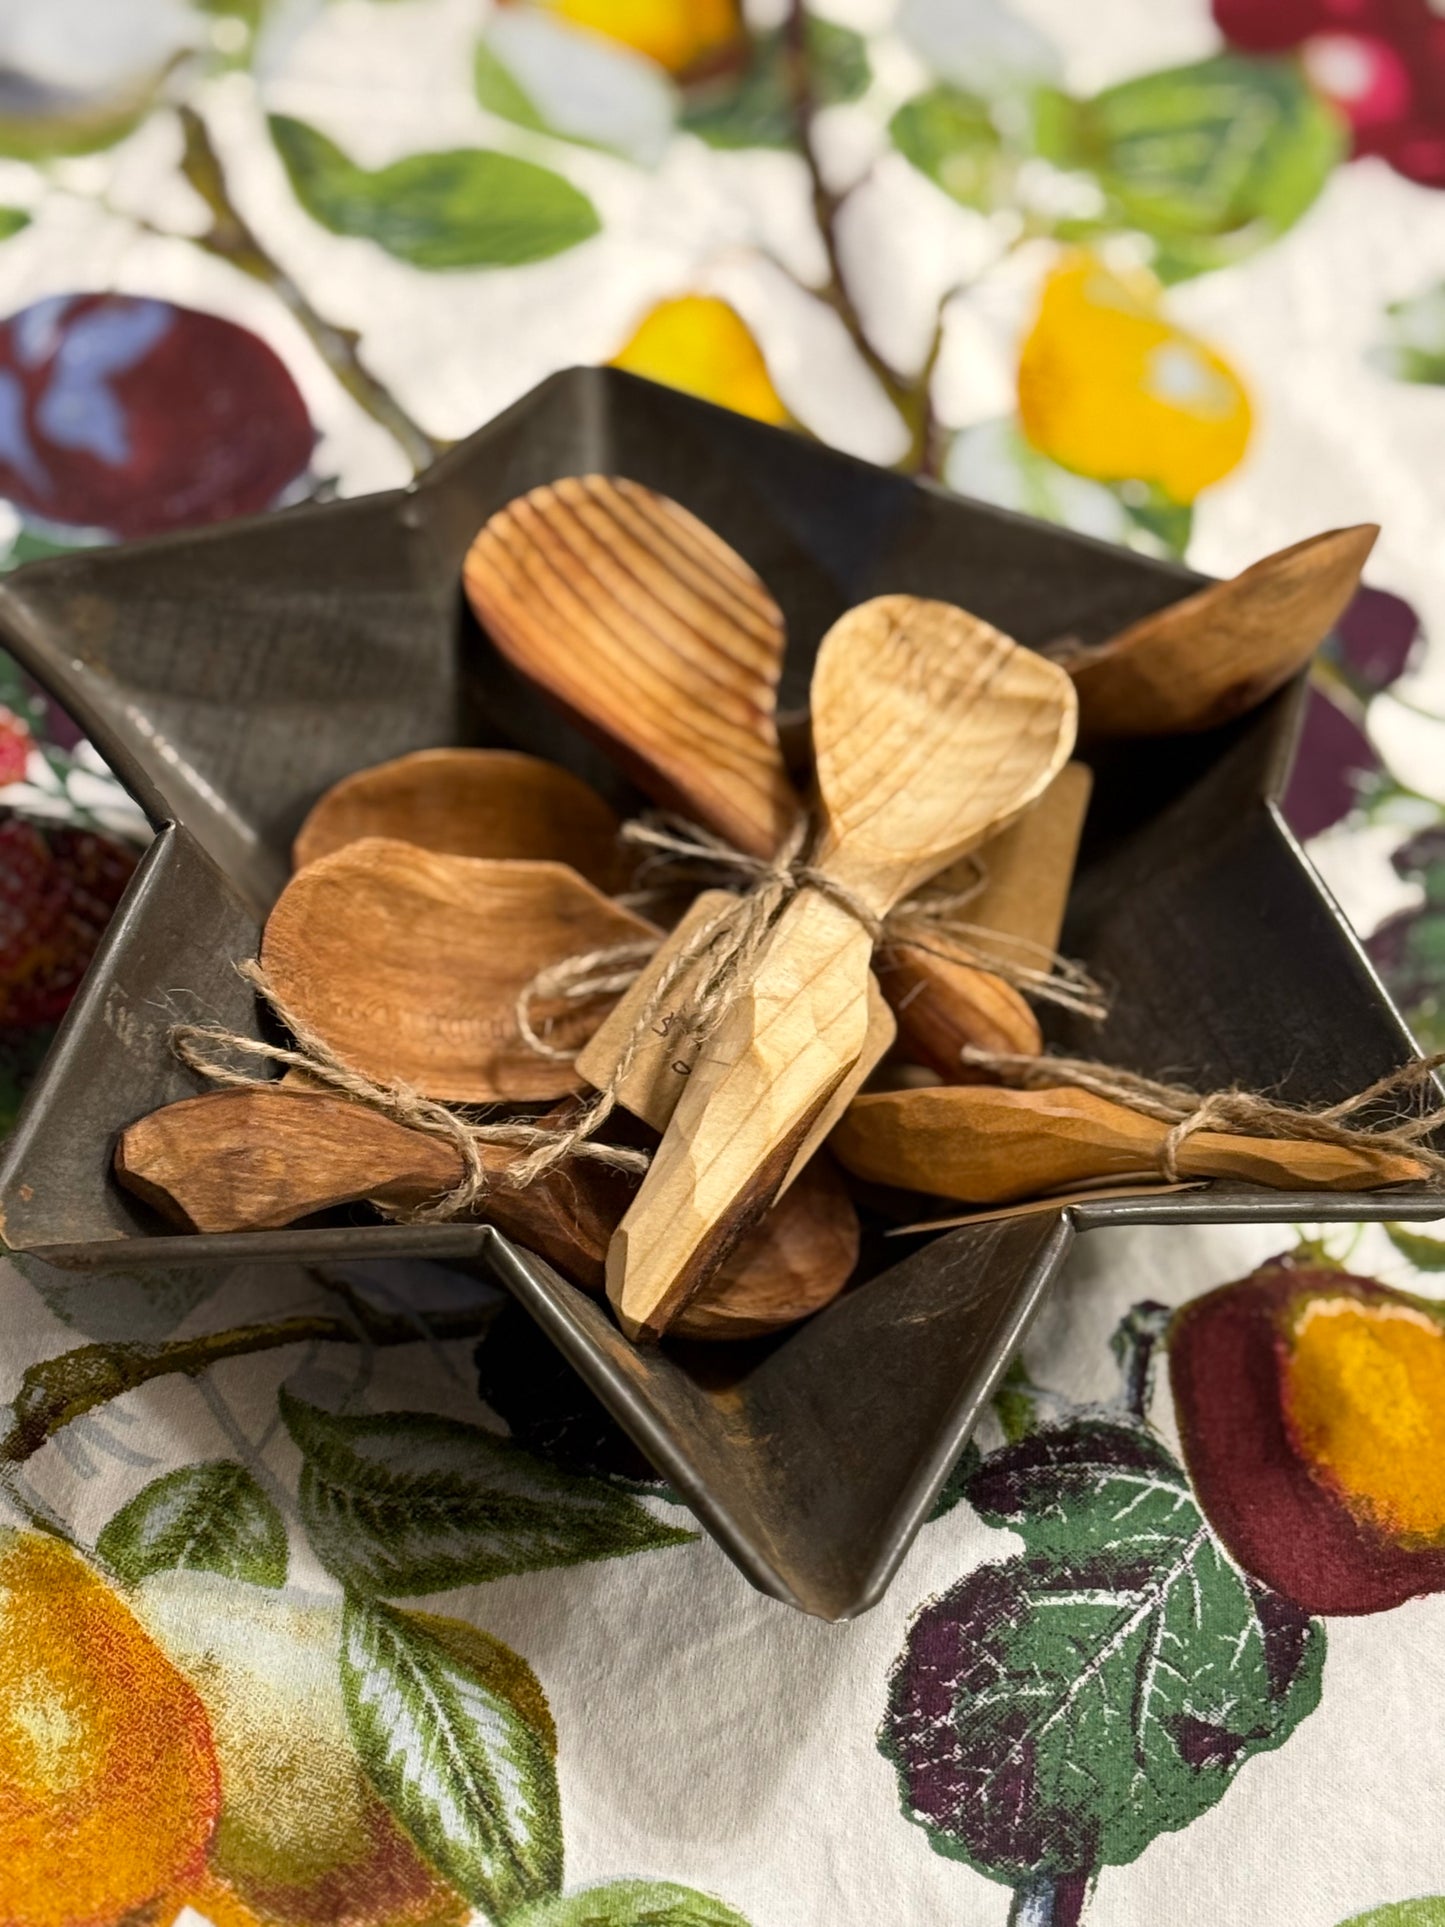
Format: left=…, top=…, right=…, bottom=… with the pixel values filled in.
left=606, top=888, right=873, bottom=1341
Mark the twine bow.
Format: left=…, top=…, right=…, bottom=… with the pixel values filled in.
left=517, top=811, right=1109, bottom=1073
left=960, top=1046, right=1445, bottom=1184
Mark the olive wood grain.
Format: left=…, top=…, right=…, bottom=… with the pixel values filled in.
left=114, top=1088, right=632, bottom=1287
left=1068, top=526, right=1378, bottom=739
left=831, top=1083, right=1426, bottom=1204
left=463, top=475, right=798, bottom=859
left=607, top=595, right=1078, bottom=1340
left=261, top=838, right=659, bottom=1102
left=292, top=748, right=626, bottom=888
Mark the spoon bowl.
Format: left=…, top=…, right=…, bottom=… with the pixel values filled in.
left=463, top=475, right=799, bottom=858
left=292, top=747, right=626, bottom=887
left=261, top=838, right=659, bottom=1102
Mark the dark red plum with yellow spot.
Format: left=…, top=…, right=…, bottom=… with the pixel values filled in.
left=1170, top=1255, right=1445, bottom=1615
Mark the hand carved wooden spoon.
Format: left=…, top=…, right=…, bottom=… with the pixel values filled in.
left=115, top=1088, right=632, bottom=1288
left=261, top=837, right=659, bottom=1102
left=463, top=475, right=799, bottom=860
left=606, top=594, right=1078, bottom=1341
left=466, top=476, right=1035, bottom=1080
left=293, top=748, right=626, bottom=889
left=831, top=1083, right=1426, bottom=1202
left=116, top=1086, right=858, bottom=1338
left=573, top=886, right=897, bottom=1174
left=1065, top=526, right=1377, bottom=739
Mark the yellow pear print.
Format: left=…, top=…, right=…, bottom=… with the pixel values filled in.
left=0, top=1530, right=220, bottom=1927
left=1018, top=253, right=1252, bottom=504
left=611, top=295, right=790, bottom=425
left=511, top=0, right=743, bottom=74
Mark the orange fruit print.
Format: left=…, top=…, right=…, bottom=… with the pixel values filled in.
left=0, top=1530, right=220, bottom=1927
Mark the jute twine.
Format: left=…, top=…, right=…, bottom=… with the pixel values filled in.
left=171, top=812, right=1106, bottom=1223
left=959, top=1045, right=1445, bottom=1184
left=171, top=959, right=651, bottom=1224
left=516, top=812, right=1109, bottom=1070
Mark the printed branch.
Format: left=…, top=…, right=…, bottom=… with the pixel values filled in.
left=0, top=1289, right=495, bottom=1468
left=782, top=0, right=943, bottom=474
left=1009, top=1873, right=1093, bottom=1927
left=177, top=106, right=445, bottom=474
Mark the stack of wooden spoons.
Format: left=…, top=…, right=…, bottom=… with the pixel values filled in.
left=115, top=477, right=1405, bottom=1346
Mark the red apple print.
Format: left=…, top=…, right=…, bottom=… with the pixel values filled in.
left=1303, top=32, right=1413, bottom=132
left=1214, top=0, right=1445, bottom=186
left=0, top=295, right=314, bottom=538
left=0, top=816, right=136, bottom=1025
left=0, top=707, right=33, bottom=787
left=1213, top=0, right=1333, bottom=52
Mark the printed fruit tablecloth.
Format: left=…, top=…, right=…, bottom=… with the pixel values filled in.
left=1, top=2, right=1444, bottom=1924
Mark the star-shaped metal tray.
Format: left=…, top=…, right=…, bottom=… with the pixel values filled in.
left=0, top=367, right=1438, bottom=1619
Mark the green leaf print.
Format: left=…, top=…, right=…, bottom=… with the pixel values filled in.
left=473, top=43, right=552, bottom=137
left=281, top=1392, right=693, bottom=1594
left=98, top=1460, right=287, bottom=1587
left=680, top=19, right=869, bottom=150
left=342, top=1595, right=562, bottom=1920
left=880, top=1418, right=1325, bottom=1887
left=1035, top=54, right=1345, bottom=280
left=13, top=1249, right=219, bottom=1340
left=1385, top=1223, right=1445, bottom=1272
left=1339, top=1906, right=1445, bottom=1927
left=1372, top=281, right=1445, bottom=386
left=889, top=87, right=1003, bottom=210
left=509, top=1880, right=753, bottom=1926
left=269, top=116, right=601, bottom=268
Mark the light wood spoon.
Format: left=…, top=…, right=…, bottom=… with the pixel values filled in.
left=831, top=1083, right=1426, bottom=1203
left=114, top=1088, right=633, bottom=1289
left=292, top=748, right=626, bottom=888
left=465, top=476, right=1034, bottom=1082
left=606, top=594, right=1078, bottom=1341
left=261, top=837, right=659, bottom=1102
left=573, top=887, right=897, bottom=1175
left=463, top=475, right=799, bottom=859
left=1066, top=526, right=1377, bottom=739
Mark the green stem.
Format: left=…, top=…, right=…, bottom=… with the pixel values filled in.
left=0, top=1290, right=494, bottom=1469
left=1009, top=1873, right=1092, bottom=1927
left=175, top=105, right=446, bottom=474
left=780, top=2, right=960, bottom=474
left=1110, top=1301, right=1171, bottom=1423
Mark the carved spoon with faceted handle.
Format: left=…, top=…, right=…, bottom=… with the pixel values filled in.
left=606, top=594, right=1078, bottom=1341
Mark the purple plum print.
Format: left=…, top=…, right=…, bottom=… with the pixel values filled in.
left=1367, top=825, right=1445, bottom=1050
left=880, top=1400, right=1324, bottom=1922
left=1331, top=584, right=1421, bottom=695
left=1282, top=683, right=1378, bottom=839
left=0, top=294, right=313, bottom=537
